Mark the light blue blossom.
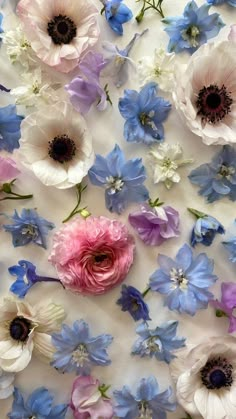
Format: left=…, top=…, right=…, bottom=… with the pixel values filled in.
left=51, top=320, right=113, bottom=375
left=118, top=82, right=171, bottom=145
left=8, top=260, right=60, bottom=298
left=113, top=376, right=176, bottom=419
left=207, top=0, right=236, bottom=5
left=149, top=243, right=218, bottom=315
left=102, top=30, right=147, bottom=87
left=188, top=209, right=225, bottom=247
left=132, top=321, right=185, bottom=364
left=189, top=145, right=236, bottom=203
left=163, top=0, right=225, bottom=54
left=88, top=144, right=149, bottom=214
left=3, top=208, right=55, bottom=248
left=101, top=0, right=133, bottom=35
left=0, top=13, right=3, bottom=39
left=8, top=387, right=67, bottom=419
left=0, top=105, right=24, bottom=152
left=223, top=237, right=236, bottom=262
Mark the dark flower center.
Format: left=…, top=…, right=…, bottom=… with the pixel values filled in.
left=131, top=299, right=139, bottom=312
left=218, top=163, right=235, bottom=178
left=48, top=134, right=76, bottom=164
left=196, top=84, right=233, bottom=124
left=47, top=14, right=77, bottom=45
left=94, top=254, right=108, bottom=263
left=200, top=357, right=233, bottom=389
left=9, top=317, right=31, bottom=342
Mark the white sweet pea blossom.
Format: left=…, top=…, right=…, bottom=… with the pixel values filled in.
left=138, top=48, right=175, bottom=92
left=10, top=68, right=62, bottom=107
left=148, top=143, right=193, bottom=189
left=2, top=25, right=36, bottom=68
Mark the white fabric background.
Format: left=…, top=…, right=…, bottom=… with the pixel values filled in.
left=0, top=0, right=236, bottom=417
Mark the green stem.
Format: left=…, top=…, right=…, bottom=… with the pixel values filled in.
left=62, top=184, right=90, bottom=223
left=136, top=0, right=165, bottom=22
left=142, top=287, right=151, bottom=298
left=0, top=193, right=33, bottom=201
left=187, top=208, right=206, bottom=219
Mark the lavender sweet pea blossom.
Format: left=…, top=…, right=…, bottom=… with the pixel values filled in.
left=129, top=202, right=180, bottom=246
left=102, top=30, right=147, bottom=87
left=211, top=282, right=236, bottom=333
left=65, top=52, right=107, bottom=114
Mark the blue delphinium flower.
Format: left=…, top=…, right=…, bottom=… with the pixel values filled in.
left=119, top=82, right=171, bottom=145
left=102, top=30, right=148, bottom=87
left=88, top=144, right=149, bottom=214
left=188, top=209, right=225, bottom=247
left=8, top=260, right=61, bottom=298
left=51, top=320, right=113, bottom=375
left=189, top=145, right=236, bottom=203
left=101, top=0, right=133, bottom=35
left=113, top=376, right=176, bottom=418
left=0, top=13, right=3, bottom=39
left=207, top=0, right=236, bottom=5
left=117, top=284, right=151, bottom=321
left=162, top=0, right=225, bottom=54
left=223, top=238, right=236, bottom=262
left=149, top=243, right=218, bottom=315
left=132, top=321, right=185, bottom=363
left=0, top=105, right=24, bottom=152
left=3, top=208, right=55, bottom=248
left=8, top=387, right=68, bottom=419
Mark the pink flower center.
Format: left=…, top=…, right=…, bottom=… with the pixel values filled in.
left=196, top=84, right=233, bottom=124
left=47, top=14, right=77, bottom=45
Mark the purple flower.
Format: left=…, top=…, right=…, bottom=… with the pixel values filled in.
left=65, top=52, right=107, bottom=114
left=129, top=202, right=180, bottom=246
left=117, top=284, right=151, bottom=321
left=211, top=282, right=236, bottom=333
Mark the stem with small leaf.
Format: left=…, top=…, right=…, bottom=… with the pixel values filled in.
left=187, top=208, right=207, bottom=219
left=62, top=184, right=91, bottom=223
left=136, top=0, right=165, bottom=23
left=142, top=287, right=151, bottom=298
left=0, top=179, right=33, bottom=201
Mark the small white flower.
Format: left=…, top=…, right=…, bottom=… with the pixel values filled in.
left=138, top=48, right=175, bottom=92
left=170, top=336, right=236, bottom=419
left=0, top=296, right=65, bottom=372
left=2, top=25, right=36, bottom=68
left=10, top=68, right=62, bottom=107
left=0, top=368, right=14, bottom=399
left=148, top=143, right=193, bottom=189
left=19, top=102, right=95, bottom=189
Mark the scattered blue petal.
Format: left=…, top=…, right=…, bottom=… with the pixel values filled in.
left=119, top=82, right=171, bottom=145
left=191, top=214, right=225, bottom=247
left=51, top=320, right=113, bottom=375
left=207, top=0, right=236, bottom=5
left=102, top=0, right=133, bottom=35
left=3, top=208, right=55, bottom=249
left=88, top=144, right=149, bottom=214
left=163, top=0, right=225, bottom=54
left=223, top=237, right=236, bottom=263
left=117, top=285, right=151, bottom=321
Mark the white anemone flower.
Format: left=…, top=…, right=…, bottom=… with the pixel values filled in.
left=0, top=297, right=65, bottom=373
left=0, top=368, right=14, bottom=399
left=138, top=48, right=175, bottom=92
left=19, top=102, right=94, bottom=189
left=10, top=68, right=62, bottom=107
left=17, top=0, right=100, bottom=73
left=173, top=40, right=236, bottom=146
left=148, top=143, right=193, bottom=189
left=170, top=336, right=236, bottom=419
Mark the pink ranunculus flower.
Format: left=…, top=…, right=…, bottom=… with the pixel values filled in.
left=129, top=203, right=180, bottom=246
left=17, top=0, right=100, bottom=73
left=228, top=24, right=236, bottom=42
left=70, top=376, right=113, bottom=419
left=211, top=282, right=236, bottom=333
left=0, top=156, right=20, bottom=181
left=48, top=216, right=135, bottom=295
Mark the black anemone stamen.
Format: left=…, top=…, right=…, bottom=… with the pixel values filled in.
left=48, top=134, right=76, bottom=164
left=9, top=317, right=31, bottom=342
left=196, top=84, right=233, bottom=124
left=200, top=357, right=233, bottom=390
left=47, top=14, right=77, bottom=45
